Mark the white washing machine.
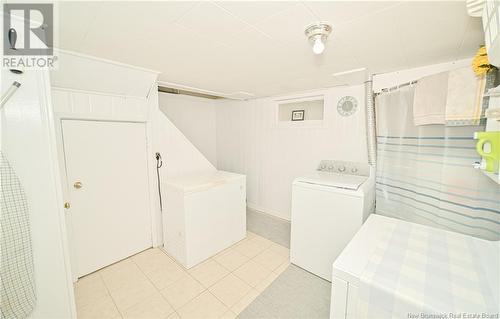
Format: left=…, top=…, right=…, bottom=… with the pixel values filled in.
left=290, top=160, right=374, bottom=281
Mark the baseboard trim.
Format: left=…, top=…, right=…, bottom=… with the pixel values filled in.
left=247, top=204, right=291, bottom=223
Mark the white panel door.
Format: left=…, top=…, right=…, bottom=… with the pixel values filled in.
left=62, top=120, right=151, bottom=277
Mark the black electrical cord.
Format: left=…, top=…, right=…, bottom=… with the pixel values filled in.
left=155, top=152, right=163, bottom=211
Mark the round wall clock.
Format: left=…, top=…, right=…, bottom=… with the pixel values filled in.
left=337, top=96, right=358, bottom=117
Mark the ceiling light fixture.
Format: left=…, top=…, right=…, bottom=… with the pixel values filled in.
left=305, top=22, right=332, bottom=55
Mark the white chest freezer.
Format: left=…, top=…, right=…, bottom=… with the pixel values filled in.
left=163, top=170, right=246, bottom=268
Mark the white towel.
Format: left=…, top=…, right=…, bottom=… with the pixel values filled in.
left=413, top=71, right=448, bottom=125
left=445, top=67, right=486, bottom=126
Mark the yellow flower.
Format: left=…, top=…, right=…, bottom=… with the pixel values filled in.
left=472, top=46, right=492, bottom=76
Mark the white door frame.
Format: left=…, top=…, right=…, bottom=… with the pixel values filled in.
left=52, top=88, right=161, bottom=282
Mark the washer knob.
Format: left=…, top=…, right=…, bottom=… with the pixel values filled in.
left=338, top=166, right=346, bottom=172
left=351, top=167, right=358, bottom=173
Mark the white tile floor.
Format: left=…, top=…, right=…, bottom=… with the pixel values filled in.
left=75, top=231, right=290, bottom=319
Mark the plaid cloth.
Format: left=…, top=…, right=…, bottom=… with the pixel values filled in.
left=357, top=216, right=499, bottom=318
left=1, top=151, right=36, bottom=318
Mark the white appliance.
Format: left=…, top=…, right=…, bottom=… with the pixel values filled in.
left=163, top=170, right=246, bottom=268
left=330, top=214, right=499, bottom=319
left=330, top=214, right=386, bottom=319
left=290, top=160, right=374, bottom=281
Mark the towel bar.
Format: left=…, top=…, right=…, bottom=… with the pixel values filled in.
left=0, top=81, right=21, bottom=109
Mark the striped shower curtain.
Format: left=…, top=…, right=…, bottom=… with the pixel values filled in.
left=375, top=86, right=500, bottom=241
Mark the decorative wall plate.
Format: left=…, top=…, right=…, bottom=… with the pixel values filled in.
left=337, top=96, right=358, bottom=117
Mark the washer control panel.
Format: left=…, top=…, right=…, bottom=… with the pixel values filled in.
left=317, top=160, right=369, bottom=177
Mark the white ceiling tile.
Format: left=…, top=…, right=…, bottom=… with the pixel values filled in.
left=253, top=3, right=317, bottom=46
left=176, top=2, right=249, bottom=41
left=394, top=1, right=472, bottom=67
left=333, top=7, right=407, bottom=74
left=57, top=1, right=103, bottom=51
left=58, top=1, right=484, bottom=98
left=304, top=1, right=399, bottom=26
left=214, top=1, right=298, bottom=25
left=69, top=1, right=201, bottom=60
left=217, top=26, right=274, bottom=50
left=78, top=21, right=224, bottom=76
left=93, top=1, right=198, bottom=34
left=456, top=18, right=485, bottom=60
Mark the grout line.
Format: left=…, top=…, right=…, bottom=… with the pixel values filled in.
left=76, top=242, right=287, bottom=319
left=193, top=238, right=278, bottom=309
left=453, top=16, right=472, bottom=62
left=152, top=249, right=213, bottom=312
left=210, top=0, right=271, bottom=36
left=127, top=254, right=178, bottom=316
left=167, top=270, right=208, bottom=313
left=95, top=272, right=124, bottom=318
left=122, top=236, right=289, bottom=317
left=335, top=1, right=404, bottom=28
left=206, top=269, right=254, bottom=312
left=204, top=289, right=232, bottom=314
left=171, top=1, right=202, bottom=25
left=301, top=1, right=320, bottom=20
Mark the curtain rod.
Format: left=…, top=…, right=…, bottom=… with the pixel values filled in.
left=375, top=80, right=418, bottom=95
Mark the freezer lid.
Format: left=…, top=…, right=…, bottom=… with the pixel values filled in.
left=294, top=172, right=368, bottom=190
left=165, top=170, right=245, bottom=193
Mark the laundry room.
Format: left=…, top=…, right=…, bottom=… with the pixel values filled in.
left=1, top=1, right=499, bottom=319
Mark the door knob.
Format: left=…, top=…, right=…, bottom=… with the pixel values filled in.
left=64, top=202, right=70, bottom=209
left=74, top=181, right=83, bottom=189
